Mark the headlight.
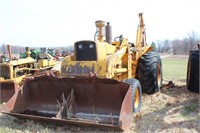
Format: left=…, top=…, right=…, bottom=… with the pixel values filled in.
left=78, top=44, right=83, bottom=49
left=89, top=44, right=94, bottom=48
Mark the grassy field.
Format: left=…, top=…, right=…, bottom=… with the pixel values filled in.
left=162, top=56, right=188, bottom=85
left=1, top=54, right=199, bottom=133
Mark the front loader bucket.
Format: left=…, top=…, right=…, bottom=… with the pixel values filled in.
left=2, top=75, right=133, bottom=131
left=0, top=82, right=19, bottom=102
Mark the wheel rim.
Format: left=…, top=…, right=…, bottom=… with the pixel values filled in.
left=134, top=88, right=140, bottom=108
left=157, top=64, right=161, bottom=88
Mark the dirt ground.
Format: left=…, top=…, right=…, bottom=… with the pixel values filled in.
left=131, top=84, right=200, bottom=133
left=0, top=54, right=199, bottom=133
left=0, top=84, right=199, bottom=133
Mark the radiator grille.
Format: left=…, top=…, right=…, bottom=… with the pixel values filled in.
left=75, top=41, right=97, bottom=61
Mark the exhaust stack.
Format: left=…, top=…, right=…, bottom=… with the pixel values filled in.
left=106, top=22, right=112, bottom=44
left=7, top=45, right=12, bottom=61
left=25, top=47, right=31, bottom=58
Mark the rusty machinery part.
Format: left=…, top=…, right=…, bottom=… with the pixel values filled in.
left=19, top=70, right=60, bottom=85
left=187, top=50, right=199, bottom=93
left=2, top=74, right=134, bottom=131
left=0, top=70, right=59, bottom=102
left=0, top=82, right=19, bottom=102
left=123, top=78, right=142, bottom=112
left=138, top=51, right=163, bottom=94
left=7, top=45, right=12, bottom=61
left=0, top=45, right=56, bottom=102
left=161, top=80, right=175, bottom=89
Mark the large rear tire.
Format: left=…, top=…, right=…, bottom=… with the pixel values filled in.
left=123, top=78, right=142, bottom=112
left=187, top=50, right=199, bottom=93
left=138, top=51, right=163, bottom=94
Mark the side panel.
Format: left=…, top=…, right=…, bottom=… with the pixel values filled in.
left=61, top=61, right=108, bottom=77
left=0, top=81, right=19, bottom=102
left=61, top=61, right=97, bottom=76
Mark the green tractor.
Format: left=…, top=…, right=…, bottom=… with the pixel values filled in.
left=20, top=48, right=41, bottom=59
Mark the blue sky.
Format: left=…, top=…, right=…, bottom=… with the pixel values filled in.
left=0, top=0, right=200, bottom=47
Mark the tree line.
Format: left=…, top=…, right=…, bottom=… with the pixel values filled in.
left=151, top=31, right=200, bottom=54
left=1, top=31, right=199, bottom=55
left=0, top=44, right=74, bottom=55
left=0, top=44, right=26, bottom=54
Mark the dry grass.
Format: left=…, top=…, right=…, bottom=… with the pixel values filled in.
left=131, top=86, right=200, bottom=133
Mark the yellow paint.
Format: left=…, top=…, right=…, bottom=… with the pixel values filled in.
left=0, top=53, right=56, bottom=83
left=61, top=13, right=153, bottom=81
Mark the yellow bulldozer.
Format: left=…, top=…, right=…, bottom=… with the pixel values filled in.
left=2, top=13, right=162, bottom=131
left=0, top=45, right=56, bottom=102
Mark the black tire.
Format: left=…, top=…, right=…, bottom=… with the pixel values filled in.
left=138, top=51, right=163, bottom=94
left=123, top=78, right=142, bottom=112
left=187, top=50, right=199, bottom=93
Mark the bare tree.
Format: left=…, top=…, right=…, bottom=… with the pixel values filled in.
left=162, top=39, right=171, bottom=53
left=183, top=31, right=200, bottom=51
left=171, top=39, right=184, bottom=55
left=1, top=44, right=7, bottom=54
left=0, top=44, right=25, bottom=54
left=156, top=40, right=171, bottom=53
left=156, top=40, right=163, bottom=53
